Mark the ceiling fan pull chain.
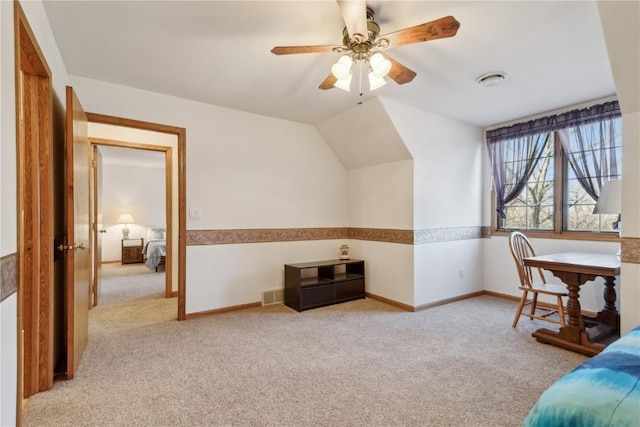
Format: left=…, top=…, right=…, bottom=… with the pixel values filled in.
left=357, top=60, right=363, bottom=105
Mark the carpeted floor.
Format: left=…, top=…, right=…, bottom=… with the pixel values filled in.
left=23, top=269, right=587, bottom=427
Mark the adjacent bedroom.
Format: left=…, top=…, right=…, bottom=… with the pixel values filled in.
left=96, top=145, right=172, bottom=313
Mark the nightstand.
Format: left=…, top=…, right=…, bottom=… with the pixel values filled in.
left=121, top=238, right=144, bottom=264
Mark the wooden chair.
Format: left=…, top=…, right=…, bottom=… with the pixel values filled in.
left=509, top=231, right=568, bottom=328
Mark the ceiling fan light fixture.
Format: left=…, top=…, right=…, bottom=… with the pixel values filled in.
left=368, top=72, right=387, bottom=91
left=476, top=72, right=507, bottom=87
left=369, top=52, right=391, bottom=78
left=334, top=75, right=352, bottom=92
left=331, top=55, right=353, bottom=79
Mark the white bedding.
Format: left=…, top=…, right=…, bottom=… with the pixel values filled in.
left=143, top=239, right=166, bottom=270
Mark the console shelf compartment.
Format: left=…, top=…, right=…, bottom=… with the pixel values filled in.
left=284, top=259, right=365, bottom=312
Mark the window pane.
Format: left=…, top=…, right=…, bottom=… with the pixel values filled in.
left=502, top=206, right=527, bottom=229
left=563, top=116, right=622, bottom=232
left=527, top=205, right=554, bottom=230
left=500, top=135, right=554, bottom=231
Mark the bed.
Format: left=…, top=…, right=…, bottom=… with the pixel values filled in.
left=523, top=324, right=640, bottom=426
left=142, top=227, right=166, bottom=272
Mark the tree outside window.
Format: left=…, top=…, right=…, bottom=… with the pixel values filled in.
left=488, top=101, right=622, bottom=235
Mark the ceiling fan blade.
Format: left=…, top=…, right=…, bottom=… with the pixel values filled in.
left=319, top=74, right=337, bottom=90
left=380, top=15, right=460, bottom=48
left=382, top=54, right=417, bottom=85
left=271, top=45, right=339, bottom=55
left=337, top=0, right=367, bottom=40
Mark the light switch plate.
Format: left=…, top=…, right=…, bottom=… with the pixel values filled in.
left=189, top=209, right=202, bottom=220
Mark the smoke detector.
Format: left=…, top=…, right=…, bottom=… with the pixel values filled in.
left=476, top=72, right=507, bottom=87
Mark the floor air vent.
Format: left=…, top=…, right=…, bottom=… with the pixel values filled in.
left=262, top=289, right=284, bottom=306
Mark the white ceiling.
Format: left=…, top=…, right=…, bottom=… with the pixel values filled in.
left=42, top=0, right=616, bottom=128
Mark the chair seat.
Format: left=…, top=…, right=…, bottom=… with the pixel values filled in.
left=510, top=231, right=567, bottom=328
left=520, top=282, right=568, bottom=296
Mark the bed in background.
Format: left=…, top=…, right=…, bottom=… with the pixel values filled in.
left=143, top=227, right=166, bottom=272
left=523, top=324, right=640, bottom=426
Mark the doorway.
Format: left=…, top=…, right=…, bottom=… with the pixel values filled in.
left=86, top=114, right=186, bottom=320
left=90, top=143, right=170, bottom=304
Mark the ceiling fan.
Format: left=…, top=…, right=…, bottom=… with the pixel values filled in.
left=271, top=1, right=460, bottom=94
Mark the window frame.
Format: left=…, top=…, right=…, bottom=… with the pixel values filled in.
left=489, top=106, right=621, bottom=242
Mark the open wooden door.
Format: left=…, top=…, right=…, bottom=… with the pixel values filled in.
left=65, top=86, right=91, bottom=379
left=91, top=145, right=105, bottom=307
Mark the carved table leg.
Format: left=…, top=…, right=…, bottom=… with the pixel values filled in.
left=603, top=276, right=617, bottom=312
left=565, top=282, right=582, bottom=328
left=595, top=276, right=620, bottom=331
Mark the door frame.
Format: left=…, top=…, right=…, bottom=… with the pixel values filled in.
left=91, top=144, right=103, bottom=307
left=14, top=0, right=54, bottom=404
left=85, top=113, right=186, bottom=320
left=90, top=139, right=173, bottom=299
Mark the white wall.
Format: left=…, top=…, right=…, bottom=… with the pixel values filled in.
left=381, top=98, right=484, bottom=230
left=0, top=0, right=17, bottom=257
left=380, top=99, right=485, bottom=306
left=69, top=76, right=349, bottom=315
left=414, top=239, right=484, bottom=304
left=187, top=240, right=348, bottom=313
left=348, top=239, right=415, bottom=306
left=348, top=160, right=414, bottom=229
left=100, top=162, right=165, bottom=262
left=619, top=111, right=640, bottom=332
left=0, top=294, right=17, bottom=426
left=597, top=0, right=640, bottom=334
left=72, top=75, right=349, bottom=229
left=347, top=160, right=414, bottom=303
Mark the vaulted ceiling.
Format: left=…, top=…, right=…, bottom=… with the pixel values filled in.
left=43, top=1, right=616, bottom=128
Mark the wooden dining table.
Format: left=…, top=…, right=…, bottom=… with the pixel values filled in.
left=523, top=251, right=621, bottom=356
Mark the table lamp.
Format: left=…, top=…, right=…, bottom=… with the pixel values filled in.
left=593, top=179, right=621, bottom=255
left=117, top=213, right=135, bottom=239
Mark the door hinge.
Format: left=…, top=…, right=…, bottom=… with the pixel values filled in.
left=92, top=159, right=97, bottom=168
left=91, top=222, right=97, bottom=231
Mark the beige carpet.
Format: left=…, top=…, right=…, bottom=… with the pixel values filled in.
left=90, top=263, right=175, bottom=332
left=23, top=271, right=587, bottom=427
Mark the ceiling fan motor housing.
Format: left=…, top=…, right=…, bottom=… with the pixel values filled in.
left=341, top=7, right=381, bottom=60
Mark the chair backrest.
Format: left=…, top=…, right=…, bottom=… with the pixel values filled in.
left=509, top=231, right=546, bottom=288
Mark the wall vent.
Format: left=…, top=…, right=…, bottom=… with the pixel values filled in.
left=261, top=288, right=284, bottom=306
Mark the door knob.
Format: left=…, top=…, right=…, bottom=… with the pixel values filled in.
left=57, top=242, right=86, bottom=251
left=99, top=229, right=107, bottom=234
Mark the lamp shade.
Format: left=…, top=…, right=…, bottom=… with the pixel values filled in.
left=117, top=213, right=135, bottom=225
left=331, top=55, right=353, bottom=80
left=369, top=53, right=391, bottom=78
left=368, top=72, right=387, bottom=91
left=333, top=75, right=352, bottom=92
left=593, top=180, right=621, bottom=214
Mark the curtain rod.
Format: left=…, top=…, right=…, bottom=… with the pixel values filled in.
left=484, top=95, right=618, bottom=132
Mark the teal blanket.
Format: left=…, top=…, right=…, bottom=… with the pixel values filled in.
left=523, top=325, right=640, bottom=427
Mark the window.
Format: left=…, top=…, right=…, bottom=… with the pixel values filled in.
left=487, top=101, right=622, bottom=235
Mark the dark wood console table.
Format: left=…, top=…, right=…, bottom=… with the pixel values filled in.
left=523, top=252, right=620, bottom=356
left=284, top=259, right=365, bottom=312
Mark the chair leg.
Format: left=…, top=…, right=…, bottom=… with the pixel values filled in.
left=512, top=291, right=528, bottom=328
left=557, top=296, right=566, bottom=328
left=529, top=293, right=539, bottom=318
